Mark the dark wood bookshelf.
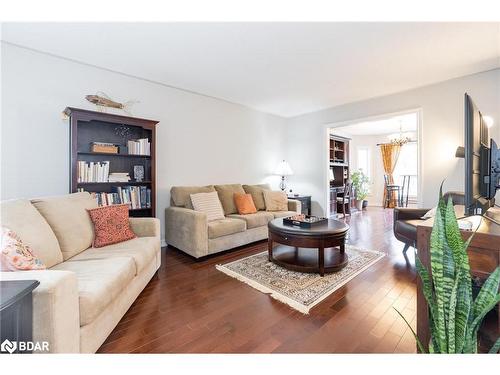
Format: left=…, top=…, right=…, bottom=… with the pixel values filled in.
left=65, top=107, right=159, bottom=217
left=329, top=135, right=351, bottom=216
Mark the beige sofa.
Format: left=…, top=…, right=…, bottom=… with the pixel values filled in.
left=0, top=192, right=161, bottom=353
left=165, top=184, right=301, bottom=258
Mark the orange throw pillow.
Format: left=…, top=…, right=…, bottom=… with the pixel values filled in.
left=87, top=204, right=136, bottom=248
left=234, top=193, right=257, bottom=215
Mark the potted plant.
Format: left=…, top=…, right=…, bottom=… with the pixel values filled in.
left=351, top=170, right=370, bottom=210
left=395, top=186, right=500, bottom=353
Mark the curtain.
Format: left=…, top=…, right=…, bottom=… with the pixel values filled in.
left=380, top=143, right=402, bottom=208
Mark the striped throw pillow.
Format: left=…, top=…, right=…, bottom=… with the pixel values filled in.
left=190, top=192, right=225, bottom=221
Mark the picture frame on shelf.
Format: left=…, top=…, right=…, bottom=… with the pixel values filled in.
left=134, top=165, right=145, bottom=182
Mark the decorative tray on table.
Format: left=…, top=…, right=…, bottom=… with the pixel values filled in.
left=283, top=214, right=328, bottom=228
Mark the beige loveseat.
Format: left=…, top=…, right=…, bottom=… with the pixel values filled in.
left=0, top=192, right=161, bottom=353
left=165, top=184, right=301, bottom=258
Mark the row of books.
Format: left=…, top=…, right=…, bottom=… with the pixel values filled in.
left=77, top=186, right=152, bottom=209
left=112, top=186, right=151, bottom=209
left=77, top=161, right=110, bottom=183
left=127, top=138, right=151, bottom=155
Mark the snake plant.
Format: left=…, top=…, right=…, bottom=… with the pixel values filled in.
left=395, top=187, right=500, bottom=353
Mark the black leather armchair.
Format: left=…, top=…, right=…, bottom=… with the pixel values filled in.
left=393, top=191, right=465, bottom=252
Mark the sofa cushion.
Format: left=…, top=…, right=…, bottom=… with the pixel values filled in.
left=242, top=184, right=271, bottom=211
left=234, top=193, right=257, bottom=215
left=263, top=190, right=288, bottom=211
left=190, top=191, right=225, bottom=221
left=171, top=185, right=215, bottom=209
left=31, top=192, right=98, bottom=261
left=87, top=204, right=136, bottom=248
left=51, top=257, right=135, bottom=326
left=0, top=199, right=63, bottom=268
left=214, top=184, right=246, bottom=215
left=1, top=227, right=46, bottom=271
left=270, top=210, right=298, bottom=219
left=69, top=237, right=158, bottom=275
left=227, top=211, right=274, bottom=229
left=208, top=218, right=247, bottom=239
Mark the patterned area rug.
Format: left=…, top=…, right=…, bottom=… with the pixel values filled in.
left=216, top=245, right=384, bottom=314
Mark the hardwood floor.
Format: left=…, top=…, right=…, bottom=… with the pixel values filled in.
left=98, top=207, right=418, bottom=353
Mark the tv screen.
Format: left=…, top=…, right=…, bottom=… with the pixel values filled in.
left=464, top=93, right=492, bottom=215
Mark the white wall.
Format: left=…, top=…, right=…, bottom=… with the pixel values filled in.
left=0, top=43, right=287, bottom=244
left=285, top=69, right=500, bottom=216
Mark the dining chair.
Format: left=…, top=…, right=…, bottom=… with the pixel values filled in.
left=383, top=174, right=401, bottom=208
left=336, top=180, right=352, bottom=218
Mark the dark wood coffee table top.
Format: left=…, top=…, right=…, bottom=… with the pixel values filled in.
left=268, top=217, right=349, bottom=237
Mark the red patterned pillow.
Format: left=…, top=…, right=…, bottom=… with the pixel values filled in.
left=87, top=204, right=136, bottom=248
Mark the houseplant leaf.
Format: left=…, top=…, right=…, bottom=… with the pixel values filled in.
left=472, top=267, right=500, bottom=320
left=489, top=337, right=500, bottom=354
left=429, top=195, right=448, bottom=352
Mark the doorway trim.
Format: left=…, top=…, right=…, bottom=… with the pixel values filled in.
left=323, top=108, right=424, bottom=217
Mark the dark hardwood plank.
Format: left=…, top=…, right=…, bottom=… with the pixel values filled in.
left=98, top=207, right=417, bottom=353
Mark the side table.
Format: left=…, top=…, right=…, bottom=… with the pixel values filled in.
left=287, top=195, right=312, bottom=216
left=0, top=280, right=40, bottom=354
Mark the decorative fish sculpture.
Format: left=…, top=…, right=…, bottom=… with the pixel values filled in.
left=85, top=92, right=138, bottom=114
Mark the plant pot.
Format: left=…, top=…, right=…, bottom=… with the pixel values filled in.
left=362, top=200, right=368, bottom=209
left=355, top=200, right=363, bottom=210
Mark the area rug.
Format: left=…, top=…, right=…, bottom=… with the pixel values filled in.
left=216, top=245, right=384, bottom=314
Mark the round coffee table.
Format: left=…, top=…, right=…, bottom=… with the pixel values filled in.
left=268, top=218, right=349, bottom=276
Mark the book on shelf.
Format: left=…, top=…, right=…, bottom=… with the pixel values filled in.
left=78, top=186, right=152, bottom=209
left=77, top=161, right=110, bottom=183
left=91, top=142, right=118, bottom=154
left=108, top=172, right=131, bottom=183
left=127, top=138, right=150, bottom=155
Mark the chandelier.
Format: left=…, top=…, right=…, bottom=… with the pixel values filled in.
left=387, top=121, right=412, bottom=146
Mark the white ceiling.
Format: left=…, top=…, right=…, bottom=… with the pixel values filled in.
left=2, top=23, right=500, bottom=117
left=331, top=112, right=417, bottom=136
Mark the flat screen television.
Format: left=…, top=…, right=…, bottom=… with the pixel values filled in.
left=464, top=93, right=500, bottom=216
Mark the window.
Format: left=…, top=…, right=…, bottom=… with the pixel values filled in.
left=393, top=142, right=418, bottom=198
left=357, top=146, right=370, bottom=180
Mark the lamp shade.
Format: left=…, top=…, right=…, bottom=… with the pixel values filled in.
left=274, top=160, right=294, bottom=176
left=329, top=169, right=335, bottom=181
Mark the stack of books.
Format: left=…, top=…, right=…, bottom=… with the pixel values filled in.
left=91, top=142, right=118, bottom=154
left=77, top=161, right=110, bottom=183
left=108, top=172, right=131, bottom=183
left=127, top=138, right=151, bottom=155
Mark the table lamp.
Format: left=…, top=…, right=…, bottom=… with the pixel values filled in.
left=274, top=160, right=294, bottom=191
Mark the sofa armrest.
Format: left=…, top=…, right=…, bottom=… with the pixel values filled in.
left=129, top=217, right=160, bottom=238
left=393, top=207, right=430, bottom=222
left=0, top=270, right=80, bottom=353
left=287, top=199, right=302, bottom=213
left=165, top=206, right=208, bottom=258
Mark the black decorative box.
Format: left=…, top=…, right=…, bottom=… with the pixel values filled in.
left=283, top=214, right=328, bottom=228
